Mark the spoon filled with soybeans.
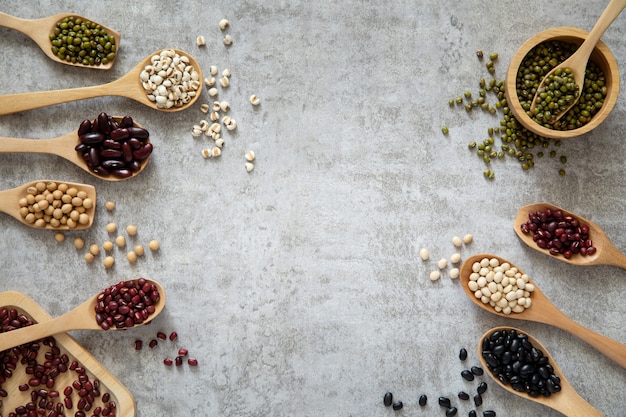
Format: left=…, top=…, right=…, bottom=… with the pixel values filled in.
left=514, top=202, right=626, bottom=269
left=0, top=180, right=95, bottom=230
left=459, top=254, right=626, bottom=368
left=0, top=12, right=121, bottom=70
left=0, top=49, right=202, bottom=115
left=529, top=0, right=626, bottom=122
left=479, top=326, right=605, bottom=416
left=0, top=114, right=151, bottom=181
left=0, top=279, right=165, bottom=353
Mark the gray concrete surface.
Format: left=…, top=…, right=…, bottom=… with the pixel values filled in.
left=0, top=1, right=624, bottom=416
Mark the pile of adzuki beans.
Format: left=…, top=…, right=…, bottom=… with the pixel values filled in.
left=520, top=208, right=596, bottom=259
left=95, top=279, right=160, bottom=330
left=75, top=113, right=153, bottom=179
left=0, top=308, right=117, bottom=417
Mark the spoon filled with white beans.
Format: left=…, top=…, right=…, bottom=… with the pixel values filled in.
left=0, top=114, right=151, bottom=181
left=0, top=12, right=121, bottom=70
left=0, top=49, right=202, bottom=115
left=459, top=254, right=626, bottom=368
left=0, top=180, right=95, bottom=230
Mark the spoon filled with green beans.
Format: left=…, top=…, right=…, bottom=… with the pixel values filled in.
left=0, top=12, right=121, bottom=70
left=529, top=0, right=626, bottom=122
left=0, top=49, right=203, bottom=115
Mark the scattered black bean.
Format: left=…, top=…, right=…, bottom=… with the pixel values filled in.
left=419, top=394, right=428, bottom=406
left=458, top=391, right=470, bottom=401
left=477, top=382, right=488, bottom=395
left=459, top=347, right=468, bottom=361
left=473, top=394, right=483, bottom=407
left=483, top=411, right=496, bottom=417
left=469, top=411, right=477, bottom=417
left=461, top=370, right=475, bottom=381
left=392, top=401, right=403, bottom=411
left=446, top=407, right=458, bottom=417
left=438, top=396, right=451, bottom=408
left=471, top=366, right=484, bottom=376
left=383, top=392, right=393, bottom=407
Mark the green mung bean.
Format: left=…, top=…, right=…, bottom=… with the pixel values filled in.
left=49, top=16, right=116, bottom=66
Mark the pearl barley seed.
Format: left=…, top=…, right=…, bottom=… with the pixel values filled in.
left=223, top=35, right=232, bottom=45
left=245, top=150, right=255, bottom=161
left=245, top=162, right=254, bottom=172
left=250, top=95, right=260, bottom=106
left=196, top=35, right=206, bottom=46
left=219, top=19, right=229, bottom=30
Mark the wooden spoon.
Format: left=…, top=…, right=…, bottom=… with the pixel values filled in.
left=0, top=49, right=203, bottom=115
left=0, top=12, right=121, bottom=70
left=529, top=0, right=626, bottom=122
left=0, top=180, right=95, bottom=230
left=460, top=254, right=626, bottom=368
left=0, top=279, right=165, bottom=353
left=0, top=116, right=150, bottom=181
left=478, top=326, right=605, bottom=416
left=514, top=202, right=626, bottom=269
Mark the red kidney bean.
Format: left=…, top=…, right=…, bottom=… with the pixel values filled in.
left=78, top=119, right=92, bottom=136
left=132, top=142, right=153, bottom=160
left=100, top=149, right=122, bottom=159
left=119, top=115, right=134, bottom=128
left=110, top=128, right=130, bottom=141
left=127, top=126, right=149, bottom=139
left=80, top=132, right=105, bottom=145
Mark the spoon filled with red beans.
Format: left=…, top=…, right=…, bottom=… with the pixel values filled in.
left=514, top=202, right=626, bottom=269
left=0, top=278, right=165, bottom=352
left=0, top=113, right=152, bottom=181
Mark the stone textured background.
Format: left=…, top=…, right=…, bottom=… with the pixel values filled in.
left=0, top=1, right=624, bottom=416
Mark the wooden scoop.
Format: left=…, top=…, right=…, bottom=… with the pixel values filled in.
left=0, top=12, right=121, bottom=70
left=0, top=279, right=165, bottom=352
left=0, top=49, right=203, bottom=115
left=514, top=202, right=626, bottom=269
left=479, top=326, right=605, bottom=416
left=0, top=116, right=150, bottom=181
left=460, top=254, right=626, bottom=368
left=0, top=180, right=95, bottom=230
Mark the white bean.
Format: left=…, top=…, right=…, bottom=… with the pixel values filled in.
left=419, top=247, right=429, bottom=261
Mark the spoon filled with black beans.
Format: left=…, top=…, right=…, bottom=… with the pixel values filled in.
left=460, top=254, right=626, bottom=368
left=479, top=327, right=605, bottom=416
left=0, top=113, right=152, bottom=181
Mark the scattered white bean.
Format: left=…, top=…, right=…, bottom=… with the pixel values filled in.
left=452, top=236, right=463, bottom=247
left=437, top=258, right=447, bottom=269
left=449, top=268, right=459, bottom=279
left=429, top=270, right=441, bottom=281
left=419, top=247, right=429, bottom=261
left=450, top=253, right=461, bottom=264
left=463, top=234, right=473, bottom=244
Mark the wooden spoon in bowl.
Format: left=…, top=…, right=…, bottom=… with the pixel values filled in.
left=478, top=326, right=605, bottom=416
left=0, top=279, right=165, bottom=352
left=529, top=0, right=626, bottom=122
left=0, top=12, right=121, bottom=70
left=460, top=254, right=626, bottom=368
left=514, top=202, right=626, bottom=269
left=0, top=116, right=150, bottom=181
left=0, top=49, right=203, bottom=115
left=0, top=180, right=95, bottom=230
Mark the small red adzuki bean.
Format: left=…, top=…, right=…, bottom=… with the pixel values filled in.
left=178, top=348, right=188, bottom=356
left=187, top=358, right=198, bottom=366
left=163, top=358, right=173, bottom=366
left=156, top=332, right=167, bottom=341
left=168, top=331, right=178, bottom=341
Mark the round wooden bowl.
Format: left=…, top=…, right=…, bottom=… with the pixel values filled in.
left=505, top=27, right=620, bottom=139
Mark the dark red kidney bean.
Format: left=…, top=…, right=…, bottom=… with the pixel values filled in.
left=89, top=147, right=101, bottom=167
left=110, top=128, right=130, bottom=141
left=100, top=149, right=123, bottom=159
left=383, top=392, right=392, bottom=407
left=78, top=120, right=92, bottom=136
left=438, top=397, right=451, bottom=408
left=80, top=132, right=104, bottom=145
left=112, top=168, right=133, bottom=178
left=19, top=384, right=29, bottom=391
left=134, top=340, right=142, bottom=350
left=128, top=126, right=149, bottom=139
left=101, top=159, right=126, bottom=169
left=102, top=139, right=122, bottom=149
left=122, top=142, right=133, bottom=164
left=127, top=138, right=142, bottom=150
left=74, top=143, right=88, bottom=153
left=97, top=112, right=112, bottom=134
left=119, top=115, right=134, bottom=128
left=418, top=394, right=427, bottom=406
left=132, top=142, right=153, bottom=160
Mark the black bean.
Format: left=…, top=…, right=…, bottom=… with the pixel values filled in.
left=418, top=394, right=428, bottom=406
left=461, top=370, right=475, bottom=381
left=383, top=392, right=393, bottom=407
left=459, top=348, right=468, bottom=361
left=446, top=407, right=458, bottom=417
left=471, top=366, right=484, bottom=376
left=392, top=401, right=403, bottom=411
left=438, top=396, right=451, bottom=408
left=483, top=411, right=496, bottom=417
left=477, top=382, right=488, bottom=395
left=469, top=411, right=477, bottom=417
left=458, top=391, right=469, bottom=400
left=473, top=394, right=482, bottom=407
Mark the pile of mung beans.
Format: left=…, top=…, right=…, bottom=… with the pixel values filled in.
left=49, top=16, right=116, bottom=66
left=517, top=41, right=607, bottom=131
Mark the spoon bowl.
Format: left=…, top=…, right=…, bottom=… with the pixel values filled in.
left=0, top=12, right=120, bottom=70
left=0, top=279, right=165, bottom=352
left=0, top=116, right=150, bottom=181
left=479, top=326, right=605, bottom=416
left=0, top=49, right=203, bottom=115
left=505, top=27, right=620, bottom=139
left=0, top=180, right=96, bottom=230
left=514, top=202, right=626, bottom=269
left=460, top=254, right=626, bottom=368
